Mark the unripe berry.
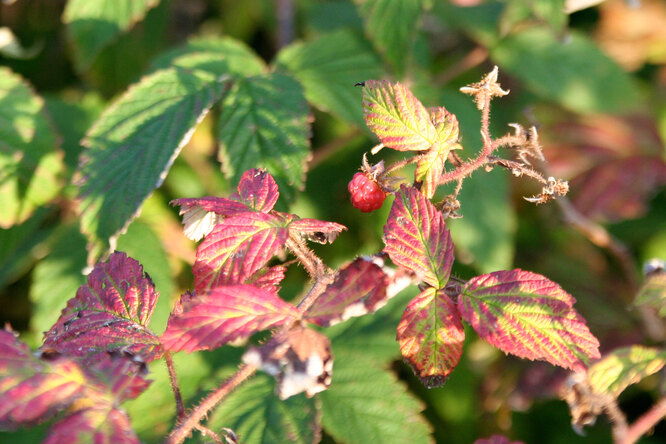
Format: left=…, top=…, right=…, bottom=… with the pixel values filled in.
left=348, top=172, right=386, bottom=212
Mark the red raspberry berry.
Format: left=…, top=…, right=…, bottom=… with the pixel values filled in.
left=348, top=172, right=386, bottom=212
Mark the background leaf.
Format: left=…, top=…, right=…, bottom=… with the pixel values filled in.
left=383, top=186, right=455, bottom=289
left=275, top=29, right=384, bottom=126
left=161, top=285, right=299, bottom=353
left=353, top=0, right=423, bottom=74
left=459, top=269, right=601, bottom=371
left=397, top=287, right=465, bottom=387
left=76, top=67, right=226, bottom=262
left=150, top=35, right=266, bottom=77
left=587, top=346, right=666, bottom=397
left=491, top=28, right=642, bottom=114
left=217, top=73, right=311, bottom=205
left=634, top=270, right=666, bottom=318
left=319, top=351, right=432, bottom=444
left=63, top=0, right=161, bottom=72
left=0, top=67, right=63, bottom=228
left=207, top=373, right=319, bottom=444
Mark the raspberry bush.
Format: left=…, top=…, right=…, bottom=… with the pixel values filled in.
left=1, top=1, right=665, bottom=444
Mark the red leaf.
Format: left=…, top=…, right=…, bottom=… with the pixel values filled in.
left=42, top=252, right=162, bottom=363
left=289, top=218, right=347, bottom=244
left=459, top=270, right=601, bottom=371
left=304, top=258, right=389, bottom=327
left=362, top=80, right=437, bottom=152
left=44, top=405, right=139, bottom=444
left=83, top=352, right=151, bottom=403
left=161, top=285, right=300, bottom=353
left=383, top=185, right=454, bottom=289
left=231, top=168, right=280, bottom=212
left=170, top=197, right=248, bottom=241
left=193, top=212, right=290, bottom=293
left=571, top=156, right=666, bottom=222
left=0, top=329, right=86, bottom=428
left=246, top=265, right=287, bottom=293
left=397, top=288, right=465, bottom=387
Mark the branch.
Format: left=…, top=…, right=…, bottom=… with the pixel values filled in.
left=620, top=397, right=666, bottom=444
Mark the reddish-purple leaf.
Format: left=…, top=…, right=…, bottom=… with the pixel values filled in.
left=304, top=258, right=389, bottom=327
left=170, top=196, right=249, bottom=241
left=459, top=269, right=601, bottom=371
left=231, top=168, right=280, bottom=212
left=383, top=185, right=454, bottom=289
left=44, top=405, right=139, bottom=444
left=0, top=329, right=86, bottom=428
left=42, top=252, right=162, bottom=363
left=289, top=218, right=347, bottom=244
left=397, top=287, right=465, bottom=388
left=246, top=265, right=287, bottom=293
left=193, top=212, right=290, bottom=293
left=83, top=352, right=151, bottom=403
left=571, top=156, right=666, bottom=222
left=362, top=80, right=437, bottom=152
left=161, top=285, right=300, bottom=352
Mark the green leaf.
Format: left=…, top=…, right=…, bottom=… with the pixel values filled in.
left=319, top=352, right=432, bottom=444
left=207, top=373, right=319, bottom=444
left=150, top=35, right=266, bottom=77
left=29, top=223, right=87, bottom=336
left=217, top=73, right=311, bottom=205
left=63, top=0, right=161, bottom=72
left=75, top=67, right=227, bottom=263
left=0, top=67, right=63, bottom=228
left=491, top=28, right=641, bottom=114
left=588, top=346, right=666, bottom=397
left=397, top=287, right=465, bottom=388
left=500, top=0, right=568, bottom=36
left=353, top=0, right=423, bottom=74
left=432, top=1, right=503, bottom=47
left=0, top=208, right=51, bottom=288
left=275, top=29, right=384, bottom=126
left=449, top=169, right=516, bottom=273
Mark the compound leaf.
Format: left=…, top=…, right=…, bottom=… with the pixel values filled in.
left=63, top=0, right=160, bottom=72
left=588, top=346, right=666, bottom=397
left=305, top=258, right=388, bottom=327
left=353, top=0, right=423, bottom=74
left=0, top=68, right=63, bottom=228
left=362, top=80, right=437, bottom=152
left=319, top=352, right=432, bottom=444
left=459, top=269, right=601, bottom=371
left=0, top=329, right=86, bottom=427
left=42, top=252, right=162, bottom=363
left=193, top=212, right=290, bottom=293
left=75, top=67, right=226, bottom=263
left=206, top=373, right=319, bottom=444
left=383, top=185, right=454, bottom=289
left=397, top=287, right=465, bottom=387
left=161, top=285, right=299, bottom=353
left=217, top=73, right=311, bottom=205
left=275, top=29, right=384, bottom=126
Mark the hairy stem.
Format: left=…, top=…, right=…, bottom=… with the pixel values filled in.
left=286, top=233, right=328, bottom=278
left=164, top=351, right=185, bottom=419
left=620, top=397, right=666, bottom=444
left=166, top=364, right=257, bottom=444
